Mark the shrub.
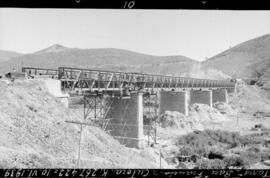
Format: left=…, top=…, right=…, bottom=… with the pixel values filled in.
left=224, top=155, right=249, bottom=168
left=208, top=150, right=224, bottom=160
left=177, top=130, right=262, bottom=150
left=194, top=158, right=226, bottom=169
left=209, top=159, right=227, bottom=169
left=247, top=145, right=261, bottom=153
left=240, top=151, right=261, bottom=165
left=178, top=146, right=193, bottom=156
left=178, top=145, right=208, bottom=158
left=260, top=149, right=270, bottom=161
left=194, top=158, right=210, bottom=169
left=178, top=130, right=245, bottom=148
left=177, top=129, right=266, bottom=167
left=239, top=135, right=262, bottom=145
left=190, top=155, right=198, bottom=163
left=195, top=145, right=209, bottom=158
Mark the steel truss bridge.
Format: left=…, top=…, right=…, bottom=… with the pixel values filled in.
left=22, top=66, right=235, bottom=146
left=23, top=67, right=235, bottom=93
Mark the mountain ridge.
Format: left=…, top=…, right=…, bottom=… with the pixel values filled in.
left=0, top=46, right=198, bottom=76
left=1, top=33, right=270, bottom=82
left=0, top=49, right=23, bottom=63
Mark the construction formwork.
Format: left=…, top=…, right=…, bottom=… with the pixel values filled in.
left=143, top=91, right=158, bottom=145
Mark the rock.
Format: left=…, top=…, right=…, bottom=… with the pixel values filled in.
left=263, top=160, right=270, bottom=166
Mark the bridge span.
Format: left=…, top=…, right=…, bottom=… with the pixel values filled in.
left=22, top=67, right=236, bottom=148
left=23, top=67, right=234, bottom=92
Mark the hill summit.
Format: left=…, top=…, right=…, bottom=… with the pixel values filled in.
left=35, top=44, right=69, bottom=54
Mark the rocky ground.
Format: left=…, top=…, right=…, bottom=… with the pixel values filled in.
left=154, top=82, right=270, bottom=169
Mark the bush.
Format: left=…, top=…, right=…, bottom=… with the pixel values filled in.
left=195, top=145, right=209, bottom=158
left=194, top=158, right=210, bottom=169
left=178, top=145, right=208, bottom=158
left=240, top=151, right=261, bottom=165
left=194, top=158, right=226, bottom=169
left=210, top=159, right=227, bottom=169
left=239, top=135, right=262, bottom=145
left=208, top=150, right=224, bottom=160
left=224, top=155, right=249, bottom=168
left=178, top=146, right=193, bottom=156
left=177, top=130, right=261, bottom=150
left=260, top=149, right=270, bottom=161
left=177, top=130, right=266, bottom=167
left=178, top=130, right=246, bottom=149
left=247, top=145, right=261, bottom=153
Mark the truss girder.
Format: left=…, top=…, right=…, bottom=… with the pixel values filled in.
left=22, top=67, right=236, bottom=91
left=57, top=67, right=235, bottom=91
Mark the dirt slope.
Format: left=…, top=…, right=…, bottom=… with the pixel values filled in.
left=202, top=34, right=270, bottom=82
left=230, top=82, right=270, bottom=114
left=0, top=79, right=159, bottom=168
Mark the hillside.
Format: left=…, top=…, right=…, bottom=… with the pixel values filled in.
left=0, top=79, right=161, bottom=168
left=0, top=45, right=198, bottom=76
left=202, top=34, right=270, bottom=83
left=0, top=50, right=22, bottom=63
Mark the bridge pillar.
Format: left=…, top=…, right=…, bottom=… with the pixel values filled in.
left=43, top=79, right=69, bottom=107
left=159, top=91, right=188, bottom=116
left=105, top=92, right=144, bottom=149
left=190, top=90, right=212, bottom=107
left=212, top=89, right=228, bottom=103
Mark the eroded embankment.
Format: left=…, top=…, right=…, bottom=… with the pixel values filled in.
left=0, top=79, right=159, bottom=168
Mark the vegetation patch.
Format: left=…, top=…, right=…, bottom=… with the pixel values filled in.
left=175, top=129, right=269, bottom=168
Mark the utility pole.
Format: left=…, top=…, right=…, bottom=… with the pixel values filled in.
left=236, top=83, right=240, bottom=127
left=159, top=149, right=162, bottom=169
left=77, top=124, right=83, bottom=168
left=237, top=111, right=239, bottom=126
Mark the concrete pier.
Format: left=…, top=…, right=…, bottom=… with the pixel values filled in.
left=159, top=91, right=188, bottom=116
left=190, top=90, right=212, bottom=107
left=212, top=89, right=228, bottom=103
left=43, top=79, right=69, bottom=107
left=105, top=93, right=144, bottom=148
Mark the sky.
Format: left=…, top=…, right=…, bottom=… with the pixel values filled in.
left=0, top=9, right=269, bottom=61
